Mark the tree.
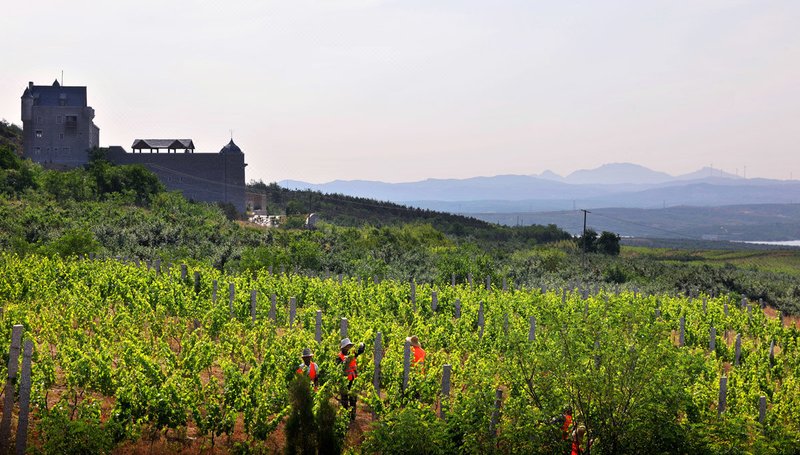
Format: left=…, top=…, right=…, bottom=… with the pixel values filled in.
left=597, top=231, right=621, bottom=256
left=578, top=228, right=598, bottom=253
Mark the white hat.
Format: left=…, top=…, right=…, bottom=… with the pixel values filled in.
left=340, top=338, right=354, bottom=350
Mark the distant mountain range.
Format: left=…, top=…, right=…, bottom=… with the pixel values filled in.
left=279, top=163, right=797, bottom=213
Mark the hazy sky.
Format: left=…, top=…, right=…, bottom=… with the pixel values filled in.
left=2, top=1, right=799, bottom=183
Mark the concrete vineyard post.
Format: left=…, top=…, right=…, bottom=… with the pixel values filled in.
left=402, top=340, right=411, bottom=394
left=718, top=376, right=727, bottom=415
left=759, top=396, right=767, bottom=424
left=451, top=273, right=456, bottom=288
left=502, top=277, right=507, bottom=292
left=14, top=340, right=33, bottom=455
left=228, top=283, right=235, bottom=318
left=269, top=294, right=277, bottom=322
left=373, top=332, right=382, bottom=420
left=341, top=318, right=348, bottom=339
left=212, top=280, right=218, bottom=303
left=468, top=273, right=473, bottom=289
left=478, top=301, right=485, bottom=339
left=0, top=325, right=23, bottom=450
left=679, top=315, right=685, bottom=347
left=741, top=295, right=747, bottom=308
left=250, top=290, right=257, bottom=322
left=529, top=316, right=536, bottom=341
left=489, top=389, right=502, bottom=437
left=338, top=274, right=343, bottom=285
left=734, top=333, right=742, bottom=365
left=410, top=279, right=416, bottom=310
left=431, top=291, right=438, bottom=312
left=155, top=259, right=161, bottom=275
left=289, top=297, right=296, bottom=327
left=193, top=271, right=201, bottom=293
left=724, top=302, right=729, bottom=316
left=485, top=276, right=491, bottom=291
left=503, top=313, right=509, bottom=335
left=440, top=364, right=452, bottom=419
left=703, top=297, right=707, bottom=313
left=769, top=340, right=775, bottom=366
left=710, top=327, right=716, bottom=352
left=180, top=263, right=187, bottom=280
left=315, top=310, right=322, bottom=344
left=454, top=299, right=461, bottom=319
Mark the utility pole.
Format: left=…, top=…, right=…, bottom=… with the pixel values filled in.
left=580, top=209, right=590, bottom=265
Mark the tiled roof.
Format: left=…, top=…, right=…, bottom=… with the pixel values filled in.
left=131, top=139, right=195, bottom=150
left=24, top=80, right=87, bottom=107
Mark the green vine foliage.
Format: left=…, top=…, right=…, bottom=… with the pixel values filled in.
left=0, top=253, right=798, bottom=453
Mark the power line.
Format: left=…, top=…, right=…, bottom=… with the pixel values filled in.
left=589, top=211, right=701, bottom=240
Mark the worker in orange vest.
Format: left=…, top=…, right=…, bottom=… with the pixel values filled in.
left=335, top=337, right=364, bottom=420
left=560, top=407, right=573, bottom=441
left=406, top=335, right=426, bottom=371
left=296, top=348, right=319, bottom=389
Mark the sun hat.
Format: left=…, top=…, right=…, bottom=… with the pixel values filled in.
left=340, top=338, right=354, bottom=350
left=405, top=335, right=421, bottom=347
left=301, top=348, right=313, bottom=358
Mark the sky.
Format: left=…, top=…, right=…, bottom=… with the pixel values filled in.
left=2, top=0, right=799, bottom=183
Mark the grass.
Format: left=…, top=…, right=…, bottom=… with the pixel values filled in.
left=622, top=246, right=800, bottom=276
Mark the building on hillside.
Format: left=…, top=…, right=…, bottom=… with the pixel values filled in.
left=21, top=80, right=99, bottom=166
left=106, top=139, right=247, bottom=213
left=20, top=80, right=248, bottom=213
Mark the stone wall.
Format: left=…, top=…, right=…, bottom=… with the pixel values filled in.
left=106, top=149, right=246, bottom=213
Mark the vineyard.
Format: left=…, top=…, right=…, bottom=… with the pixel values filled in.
left=0, top=253, right=798, bottom=453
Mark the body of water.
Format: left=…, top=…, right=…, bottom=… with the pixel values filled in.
left=739, top=240, right=800, bottom=247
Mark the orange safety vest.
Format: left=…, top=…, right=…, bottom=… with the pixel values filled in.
left=561, top=414, right=572, bottom=440
left=296, top=362, right=318, bottom=381
left=338, top=352, right=357, bottom=381
left=412, top=346, right=426, bottom=367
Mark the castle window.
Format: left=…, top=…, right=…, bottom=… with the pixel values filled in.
left=59, top=133, right=64, bottom=140
left=63, top=147, right=71, bottom=154
left=35, top=130, right=43, bottom=138
left=36, top=116, right=42, bottom=125
left=34, top=147, right=41, bottom=155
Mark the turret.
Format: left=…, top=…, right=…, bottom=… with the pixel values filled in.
left=21, top=83, right=33, bottom=122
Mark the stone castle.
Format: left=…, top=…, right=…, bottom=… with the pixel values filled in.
left=21, top=80, right=247, bottom=212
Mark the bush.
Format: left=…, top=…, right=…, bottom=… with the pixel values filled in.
left=362, top=406, right=453, bottom=455
left=38, top=400, right=117, bottom=454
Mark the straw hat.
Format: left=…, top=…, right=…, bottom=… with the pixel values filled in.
left=301, top=348, right=313, bottom=358
left=339, top=338, right=354, bottom=350
left=406, top=335, right=421, bottom=348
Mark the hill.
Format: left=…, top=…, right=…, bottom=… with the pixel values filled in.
left=281, top=163, right=797, bottom=214
left=469, top=204, right=800, bottom=242
left=247, top=180, right=571, bottom=246
left=0, top=120, right=23, bottom=154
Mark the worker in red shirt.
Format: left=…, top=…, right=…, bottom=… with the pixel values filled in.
left=335, top=337, right=364, bottom=420
left=296, top=348, right=319, bottom=389
left=406, top=335, right=426, bottom=371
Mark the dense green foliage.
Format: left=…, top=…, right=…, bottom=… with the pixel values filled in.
left=1, top=142, right=798, bottom=316
left=0, top=254, right=797, bottom=453
left=248, top=180, right=571, bottom=246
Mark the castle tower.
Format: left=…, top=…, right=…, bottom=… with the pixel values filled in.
left=219, top=139, right=247, bottom=213
left=20, top=80, right=100, bottom=166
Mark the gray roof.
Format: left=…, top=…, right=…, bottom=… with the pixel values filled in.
left=131, top=139, right=195, bottom=150
left=220, top=139, right=243, bottom=154
left=23, top=80, right=87, bottom=107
